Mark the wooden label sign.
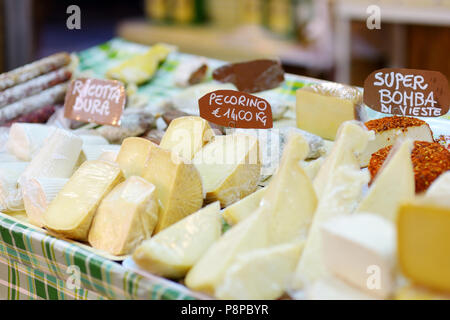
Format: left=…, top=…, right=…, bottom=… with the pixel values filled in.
left=64, top=78, right=126, bottom=126
left=199, top=90, right=273, bottom=129
left=364, top=68, right=450, bottom=117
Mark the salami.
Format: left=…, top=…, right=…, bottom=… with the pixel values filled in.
left=0, top=52, right=71, bottom=91
left=0, top=83, right=67, bottom=124
left=2, top=105, right=57, bottom=126
left=0, top=68, right=71, bottom=108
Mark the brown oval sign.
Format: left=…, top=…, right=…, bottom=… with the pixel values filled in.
left=199, top=90, right=273, bottom=129
left=363, top=68, right=450, bottom=117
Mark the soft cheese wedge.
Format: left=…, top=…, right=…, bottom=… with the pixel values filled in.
left=222, top=188, right=265, bottom=225
left=142, top=144, right=203, bottom=233
left=133, top=202, right=221, bottom=278
left=313, top=121, right=373, bottom=198
left=321, top=213, right=396, bottom=299
left=216, top=241, right=304, bottom=300
left=192, top=134, right=260, bottom=207
left=19, top=128, right=83, bottom=184
left=427, top=171, right=450, bottom=202
left=0, top=162, right=29, bottom=212
left=356, top=139, right=415, bottom=221
left=88, top=176, right=158, bottom=255
left=159, top=116, right=214, bottom=161
left=360, top=116, right=434, bottom=167
left=259, top=133, right=317, bottom=245
left=296, top=84, right=367, bottom=140
left=293, top=121, right=371, bottom=289
left=44, top=160, right=123, bottom=241
left=7, top=123, right=56, bottom=161
left=116, top=137, right=157, bottom=178
left=185, top=211, right=269, bottom=295
left=22, top=178, right=68, bottom=228
left=397, top=197, right=450, bottom=293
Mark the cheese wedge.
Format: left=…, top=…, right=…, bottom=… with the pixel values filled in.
left=7, top=123, right=56, bottom=161
left=216, top=241, right=304, bottom=300
left=360, top=116, right=434, bottom=167
left=356, top=139, right=415, bottom=221
left=427, top=171, right=450, bottom=201
left=397, top=197, right=450, bottom=293
left=185, top=210, right=269, bottom=295
left=22, top=178, right=68, bottom=228
left=44, top=160, right=123, bottom=241
left=313, top=121, right=373, bottom=198
left=296, top=84, right=367, bottom=140
left=192, top=134, right=260, bottom=207
left=293, top=122, right=371, bottom=289
left=321, top=213, right=396, bottom=299
left=88, top=176, right=158, bottom=255
left=0, top=162, right=29, bottom=212
left=259, top=133, right=317, bottom=245
left=116, top=137, right=157, bottom=178
left=159, top=116, right=214, bottom=161
left=81, top=144, right=121, bottom=161
left=142, top=144, right=203, bottom=233
left=222, top=188, right=265, bottom=225
left=305, top=276, right=379, bottom=300
left=19, top=128, right=83, bottom=184
left=133, top=202, right=221, bottom=278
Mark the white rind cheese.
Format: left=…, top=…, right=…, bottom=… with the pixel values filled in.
left=7, top=123, right=56, bottom=161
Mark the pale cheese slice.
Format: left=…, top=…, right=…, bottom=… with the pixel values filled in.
left=222, top=188, right=265, bottom=225
left=356, top=139, right=415, bottom=221
left=44, top=160, right=124, bottom=241
left=426, top=171, right=450, bottom=201
left=159, top=116, right=214, bottom=161
left=142, top=144, right=203, bottom=233
left=7, top=123, right=56, bottom=161
left=216, top=241, right=304, bottom=300
left=88, top=176, right=158, bottom=255
left=133, top=202, right=221, bottom=279
left=192, top=134, right=260, bottom=207
left=116, top=137, right=157, bottom=178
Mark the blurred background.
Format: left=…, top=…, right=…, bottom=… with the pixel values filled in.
left=0, top=0, right=449, bottom=86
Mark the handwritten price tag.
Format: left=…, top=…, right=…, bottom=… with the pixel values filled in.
left=198, top=90, right=273, bottom=129
left=64, top=78, right=126, bottom=126
left=364, top=68, right=449, bottom=117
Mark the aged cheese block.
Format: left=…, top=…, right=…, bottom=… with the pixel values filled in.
left=356, top=139, right=415, bottom=221
left=192, top=134, right=260, bottom=207
left=116, top=137, right=157, bottom=178
left=7, top=123, right=56, bottom=161
left=185, top=211, right=269, bottom=295
left=22, top=178, right=68, bottom=228
left=222, top=188, right=265, bottom=225
left=88, top=176, right=158, bottom=255
left=216, top=241, right=304, bottom=300
left=142, top=144, right=203, bottom=233
left=321, top=213, right=396, bottom=299
left=296, top=84, right=367, bottom=140
left=44, top=160, right=123, bottom=241
left=397, top=197, right=450, bottom=293
left=259, top=133, right=317, bottom=245
left=133, top=202, right=221, bottom=278
left=159, top=116, right=214, bottom=161
left=293, top=122, right=371, bottom=289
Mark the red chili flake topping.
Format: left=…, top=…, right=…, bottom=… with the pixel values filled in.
left=365, top=116, right=431, bottom=134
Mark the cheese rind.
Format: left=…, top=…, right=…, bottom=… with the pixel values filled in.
left=321, top=213, right=396, bottom=299
left=44, top=160, right=124, bottom=241
left=133, top=202, right=221, bottom=278
left=142, top=144, right=203, bottom=233
left=159, top=116, right=214, bottom=161
left=88, top=176, right=158, bottom=255
left=116, top=137, right=157, bottom=178
left=185, top=211, right=269, bottom=295
left=397, top=198, right=450, bottom=293
left=222, top=188, right=265, bottom=225
left=192, top=134, right=260, bottom=207
left=296, top=85, right=366, bottom=140
left=357, top=139, right=415, bottom=221
left=22, top=178, right=68, bottom=227
left=216, top=241, right=304, bottom=300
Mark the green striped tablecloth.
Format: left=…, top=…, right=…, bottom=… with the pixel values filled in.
left=0, top=38, right=447, bottom=300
